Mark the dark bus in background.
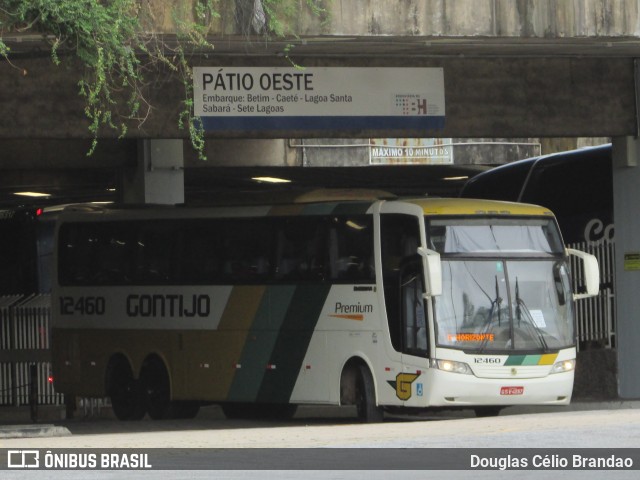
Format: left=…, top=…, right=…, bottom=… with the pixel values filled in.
left=0, top=206, right=59, bottom=295
left=460, top=144, right=613, bottom=245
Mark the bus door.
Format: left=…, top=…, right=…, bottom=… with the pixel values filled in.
left=397, top=257, right=430, bottom=406
left=380, top=212, right=429, bottom=406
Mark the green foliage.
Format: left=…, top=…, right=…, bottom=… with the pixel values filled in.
left=0, top=1, right=325, bottom=160
left=0, top=0, right=217, bottom=158
left=0, top=0, right=148, bottom=154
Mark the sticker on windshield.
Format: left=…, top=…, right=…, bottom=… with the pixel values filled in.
left=529, top=310, right=546, bottom=328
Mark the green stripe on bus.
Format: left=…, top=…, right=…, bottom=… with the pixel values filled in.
left=504, top=354, right=547, bottom=366
left=256, top=283, right=332, bottom=404
left=227, top=285, right=296, bottom=402
left=207, top=286, right=266, bottom=400
left=504, top=355, right=526, bottom=366
left=521, top=355, right=542, bottom=366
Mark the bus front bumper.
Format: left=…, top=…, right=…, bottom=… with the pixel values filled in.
left=424, top=369, right=574, bottom=407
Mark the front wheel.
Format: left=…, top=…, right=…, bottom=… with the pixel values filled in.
left=474, top=406, right=503, bottom=417
left=355, top=365, right=384, bottom=423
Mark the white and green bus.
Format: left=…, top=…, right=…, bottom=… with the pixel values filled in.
left=51, top=195, right=599, bottom=421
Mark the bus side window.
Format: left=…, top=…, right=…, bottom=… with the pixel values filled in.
left=221, top=219, right=272, bottom=284
left=380, top=214, right=422, bottom=352
left=94, top=223, right=134, bottom=285
left=134, top=222, right=177, bottom=284
left=58, top=224, right=88, bottom=285
left=179, top=220, right=223, bottom=284
left=401, top=263, right=427, bottom=354
left=274, top=218, right=326, bottom=282
left=59, top=222, right=134, bottom=286
left=328, top=216, right=374, bottom=283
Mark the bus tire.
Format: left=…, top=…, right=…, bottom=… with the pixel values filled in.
left=108, top=359, right=146, bottom=421
left=474, top=406, right=503, bottom=417
left=169, top=401, right=201, bottom=419
left=355, top=365, right=384, bottom=423
left=140, top=357, right=171, bottom=420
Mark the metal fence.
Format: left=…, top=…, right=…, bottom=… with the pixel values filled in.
left=568, top=240, right=616, bottom=349
left=0, top=294, right=63, bottom=406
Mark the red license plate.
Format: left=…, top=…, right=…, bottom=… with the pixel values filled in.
left=500, top=386, right=524, bottom=395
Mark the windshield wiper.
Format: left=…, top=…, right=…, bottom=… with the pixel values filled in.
left=478, top=276, right=502, bottom=352
left=515, top=278, right=549, bottom=352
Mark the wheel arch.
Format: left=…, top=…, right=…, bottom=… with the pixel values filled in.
left=339, top=355, right=378, bottom=406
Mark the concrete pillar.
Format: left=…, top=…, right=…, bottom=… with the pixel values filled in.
left=612, top=136, right=640, bottom=399
left=122, top=139, right=184, bottom=204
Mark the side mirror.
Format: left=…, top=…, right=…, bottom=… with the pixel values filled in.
left=417, top=246, right=442, bottom=296
left=567, top=248, right=600, bottom=300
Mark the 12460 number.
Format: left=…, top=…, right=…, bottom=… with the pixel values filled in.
left=59, top=296, right=106, bottom=315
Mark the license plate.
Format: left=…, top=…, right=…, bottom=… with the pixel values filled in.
left=500, top=386, right=524, bottom=395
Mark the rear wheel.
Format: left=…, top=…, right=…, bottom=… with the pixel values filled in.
left=355, top=365, right=384, bottom=423
left=140, top=358, right=171, bottom=420
left=169, top=401, right=201, bottom=419
left=108, top=360, right=146, bottom=421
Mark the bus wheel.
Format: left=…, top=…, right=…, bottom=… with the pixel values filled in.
left=140, top=358, right=171, bottom=420
left=108, top=360, right=145, bottom=421
left=355, top=365, right=384, bottom=423
left=474, top=407, right=503, bottom=417
left=169, top=401, right=201, bottom=419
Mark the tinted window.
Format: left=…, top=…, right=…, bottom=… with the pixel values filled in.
left=275, top=217, right=326, bottom=282
left=328, top=216, right=374, bottom=283
left=59, top=222, right=135, bottom=285
left=58, top=215, right=375, bottom=286
left=381, top=214, right=422, bottom=351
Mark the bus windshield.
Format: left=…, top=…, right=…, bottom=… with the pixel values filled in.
left=428, top=218, right=574, bottom=352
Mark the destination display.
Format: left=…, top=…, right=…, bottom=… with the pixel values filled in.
left=193, top=67, right=445, bottom=132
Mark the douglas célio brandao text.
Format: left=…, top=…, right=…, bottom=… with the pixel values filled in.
left=470, top=453, right=634, bottom=470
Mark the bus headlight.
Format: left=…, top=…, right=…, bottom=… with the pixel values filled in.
left=430, top=359, right=473, bottom=375
left=551, top=359, right=575, bottom=374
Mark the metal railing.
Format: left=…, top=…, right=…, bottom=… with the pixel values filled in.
left=568, top=240, right=616, bottom=349
left=0, top=294, right=63, bottom=407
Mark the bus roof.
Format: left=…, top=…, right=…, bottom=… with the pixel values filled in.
left=405, top=197, right=554, bottom=217
left=60, top=197, right=554, bottom=219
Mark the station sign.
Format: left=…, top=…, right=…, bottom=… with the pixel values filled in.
left=369, top=138, right=454, bottom=165
left=193, top=67, right=445, bottom=132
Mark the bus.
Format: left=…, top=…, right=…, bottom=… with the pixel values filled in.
left=50, top=195, right=599, bottom=421
left=0, top=205, right=59, bottom=295
left=460, top=144, right=612, bottom=245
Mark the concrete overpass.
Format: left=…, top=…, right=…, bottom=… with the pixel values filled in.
left=2, top=0, right=640, bottom=399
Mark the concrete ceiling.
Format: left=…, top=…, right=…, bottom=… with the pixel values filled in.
left=1, top=33, right=638, bottom=208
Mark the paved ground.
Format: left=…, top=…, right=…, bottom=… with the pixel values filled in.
left=1, top=400, right=640, bottom=446
left=1, top=402, right=639, bottom=479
